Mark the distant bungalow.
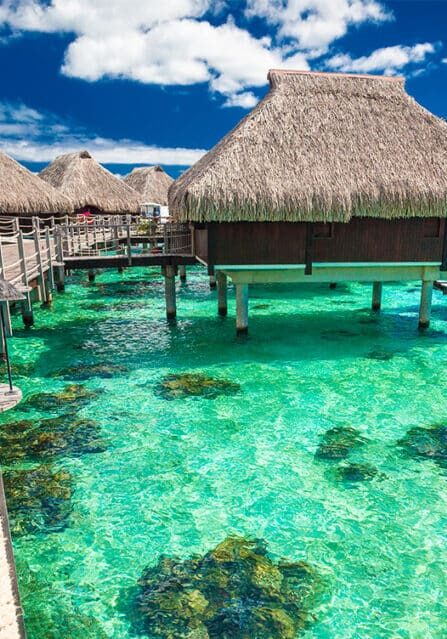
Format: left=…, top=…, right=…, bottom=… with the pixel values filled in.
left=124, top=166, right=173, bottom=216
left=169, top=70, right=447, bottom=334
left=39, top=150, right=140, bottom=216
left=0, top=149, right=71, bottom=217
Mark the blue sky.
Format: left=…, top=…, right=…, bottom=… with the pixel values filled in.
left=0, top=0, right=446, bottom=178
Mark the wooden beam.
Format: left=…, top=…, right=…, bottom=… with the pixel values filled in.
left=305, top=223, right=313, bottom=275
left=441, top=219, right=447, bottom=271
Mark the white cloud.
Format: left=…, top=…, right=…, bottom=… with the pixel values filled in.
left=0, top=101, right=206, bottom=165
left=326, top=42, right=436, bottom=75
left=0, top=1, right=438, bottom=106
left=0, top=0, right=388, bottom=107
left=245, top=0, right=391, bottom=51
left=222, top=91, right=259, bottom=108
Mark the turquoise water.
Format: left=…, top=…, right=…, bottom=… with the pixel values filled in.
left=2, top=267, right=447, bottom=638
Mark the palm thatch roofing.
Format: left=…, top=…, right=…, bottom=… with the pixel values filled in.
left=169, top=70, right=447, bottom=223
left=0, top=279, right=24, bottom=302
left=39, top=150, right=141, bottom=214
left=123, top=166, right=174, bottom=206
left=0, top=150, right=72, bottom=215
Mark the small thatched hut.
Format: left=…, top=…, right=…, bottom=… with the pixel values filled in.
left=0, top=150, right=71, bottom=216
left=123, top=166, right=173, bottom=206
left=39, top=150, right=140, bottom=215
left=169, top=70, right=447, bottom=333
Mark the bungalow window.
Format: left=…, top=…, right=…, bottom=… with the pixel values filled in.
left=313, top=223, right=334, bottom=239
left=423, top=218, right=441, bottom=238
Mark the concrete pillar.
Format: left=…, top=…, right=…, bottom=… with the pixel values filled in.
left=88, top=269, right=96, bottom=282
left=209, top=275, right=217, bottom=290
left=236, top=284, right=248, bottom=335
left=163, top=265, right=177, bottom=321
left=217, top=272, right=228, bottom=317
left=372, top=282, right=383, bottom=312
left=179, top=265, right=187, bottom=283
left=419, top=280, right=433, bottom=330
left=21, top=294, right=34, bottom=327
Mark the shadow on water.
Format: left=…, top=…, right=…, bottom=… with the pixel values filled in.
left=19, top=303, right=447, bottom=377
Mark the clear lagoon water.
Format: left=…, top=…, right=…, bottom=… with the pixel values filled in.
left=2, top=266, right=447, bottom=638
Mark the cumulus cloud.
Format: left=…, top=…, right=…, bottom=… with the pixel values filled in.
left=0, top=101, right=206, bottom=165
left=326, top=42, right=436, bottom=75
left=0, top=0, right=394, bottom=107
left=222, top=91, right=259, bottom=108
left=245, top=0, right=391, bottom=51
left=0, top=1, right=439, bottom=106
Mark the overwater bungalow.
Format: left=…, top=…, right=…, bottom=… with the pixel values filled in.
left=0, top=149, right=71, bottom=218
left=39, top=150, right=140, bottom=216
left=123, top=166, right=173, bottom=217
left=169, top=70, right=447, bottom=334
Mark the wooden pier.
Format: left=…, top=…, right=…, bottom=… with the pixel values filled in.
left=0, top=215, right=197, bottom=330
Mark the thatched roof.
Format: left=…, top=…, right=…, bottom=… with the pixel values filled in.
left=123, top=166, right=173, bottom=206
left=0, top=150, right=72, bottom=215
left=169, top=70, right=447, bottom=222
left=39, top=150, right=141, bottom=214
left=0, top=279, right=24, bottom=301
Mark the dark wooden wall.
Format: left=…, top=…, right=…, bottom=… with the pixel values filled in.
left=193, top=219, right=445, bottom=265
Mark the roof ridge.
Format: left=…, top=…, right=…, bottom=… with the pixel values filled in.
left=268, top=69, right=404, bottom=82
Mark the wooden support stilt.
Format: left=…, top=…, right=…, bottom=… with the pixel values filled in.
left=419, top=280, right=433, bottom=330
left=21, top=296, right=34, bottom=327
left=55, top=227, right=65, bottom=291
left=163, top=265, right=177, bottom=320
left=33, top=219, right=45, bottom=302
left=329, top=282, right=337, bottom=289
left=209, top=275, right=217, bottom=289
left=236, top=284, right=248, bottom=335
left=217, top=272, right=228, bottom=317
left=372, top=282, right=382, bottom=312
left=179, top=265, right=187, bottom=282
left=0, top=302, right=12, bottom=338
left=88, top=269, right=96, bottom=282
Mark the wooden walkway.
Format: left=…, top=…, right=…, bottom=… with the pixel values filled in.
left=0, top=473, right=26, bottom=639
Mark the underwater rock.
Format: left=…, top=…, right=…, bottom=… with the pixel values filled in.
left=333, top=462, right=379, bottom=483
left=156, top=373, right=240, bottom=400
left=315, top=426, right=367, bottom=461
left=136, top=536, right=321, bottom=639
left=51, top=362, right=128, bottom=380
left=10, top=362, right=36, bottom=377
left=397, top=424, right=447, bottom=465
left=0, top=415, right=106, bottom=464
left=22, top=384, right=99, bottom=411
left=3, top=465, right=73, bottom=536
left=366, top=350, right=394, bottom=361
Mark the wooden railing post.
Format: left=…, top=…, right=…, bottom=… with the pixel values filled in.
left=45, top=227, right=55, bottom=291
left=17, top=230, right=34, bottom=326
left=126, top=217, right=132, bottom=265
